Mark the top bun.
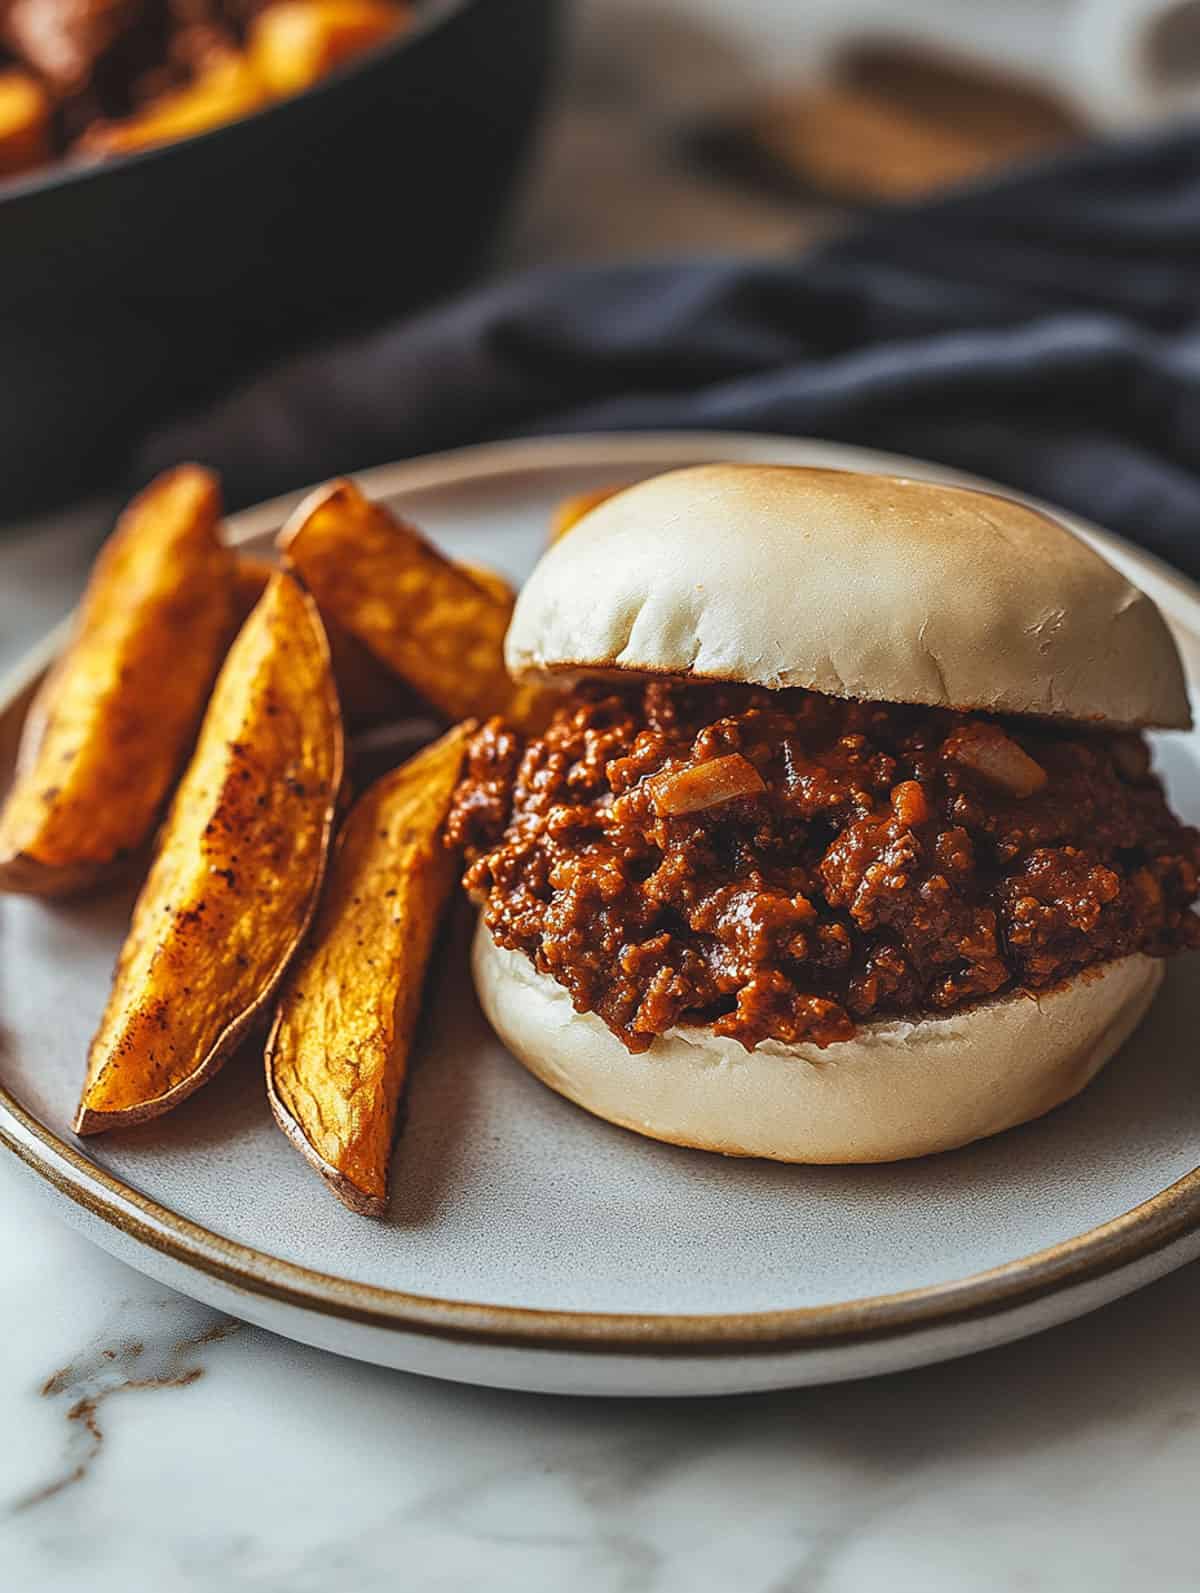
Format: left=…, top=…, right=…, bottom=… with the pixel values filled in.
left=507, top=465, right=1190, bottom=729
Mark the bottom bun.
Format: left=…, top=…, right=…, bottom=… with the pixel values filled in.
left=472, top=923, right=1162, bottom=1162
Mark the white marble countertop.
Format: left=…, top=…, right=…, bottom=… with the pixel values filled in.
left=5, top=1153, right=1200, bottom=1591
left=5, top=6, right=1200, bottom=1586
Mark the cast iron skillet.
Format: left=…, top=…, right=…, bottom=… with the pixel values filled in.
left=0, top=0, right=563, bottom=516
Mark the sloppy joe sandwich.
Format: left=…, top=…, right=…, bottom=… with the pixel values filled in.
left=448, top=464, right=1200, bottom=1163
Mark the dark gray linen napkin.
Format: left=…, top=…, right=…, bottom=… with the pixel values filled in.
left=142, top=127, right=1200, bottom=576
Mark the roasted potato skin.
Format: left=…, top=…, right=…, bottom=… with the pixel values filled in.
left=75, top=571, right=343, bottom=1133
left=0, top=465, right=234, bottom=898
left=266, top=724, right=467, bottom=1214
left=233, top=551, right=420, bottom=729
left=279, top=478, right=545, bottom=728
left=326, top=617, right=425, bottom=731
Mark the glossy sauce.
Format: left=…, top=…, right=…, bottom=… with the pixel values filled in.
left=449, top=682, right=1200, bottom=1053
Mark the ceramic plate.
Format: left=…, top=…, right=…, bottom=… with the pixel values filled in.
left=2, top=432, right=1199, bottom=1398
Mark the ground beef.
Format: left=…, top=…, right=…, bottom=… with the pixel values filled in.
left=447, top=680, right=1200, bottom=1053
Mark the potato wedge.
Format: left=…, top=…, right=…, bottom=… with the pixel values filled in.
left=549, top=485, right=624, bottom=543
left=0, top=69, right=51, bottom=178
left=0, top=466, right=234, bottom=898
left=75, top=572, right=343, bottom=1134
left=233, top=552, right=415, bottom=728
left=279, top=479, right=546, bottom=728
left=249, top=0, right=408, bottom=99
left=234, top=552, right=513, bottom=729
left=79, top=52, right=268, bottom=157
left=266, top=724, right=467, bottom=1214
left=239, top=554, right=514, bottom=619
left=327, top=621, right=424, bottom=731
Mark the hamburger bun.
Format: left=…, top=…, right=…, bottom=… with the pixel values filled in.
left=475, top=924, right=1163, bottom=1162
left=507, top=464, right=1190, bottom=730
left=476, top=463, right=1190, bottom=1162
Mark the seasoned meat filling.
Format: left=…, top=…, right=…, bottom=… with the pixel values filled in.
left=448, top=681, right=1200, bottom=1053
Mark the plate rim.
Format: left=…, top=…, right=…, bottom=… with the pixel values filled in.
left=3, top=427, right=1199, bottom=1360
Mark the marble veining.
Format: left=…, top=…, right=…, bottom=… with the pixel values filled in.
left=17, top=1311, right=241, bottom=1513
left=4, top=1157, right=1200, bottom=1592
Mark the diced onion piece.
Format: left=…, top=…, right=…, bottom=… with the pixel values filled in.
left=890, top=779, right=930, bottom=827
left=945, top=724, right=1047, bottom=798
left=648, top=753, right=766, bottom=817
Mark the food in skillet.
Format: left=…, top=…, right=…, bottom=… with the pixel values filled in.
left=0, top=66, right=50, bottom=174
left=0, top=0, right=410, bottom=177
left=451, top=465, right=1200, bottom=1163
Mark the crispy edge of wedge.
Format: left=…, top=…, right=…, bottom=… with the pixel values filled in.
left=236, top=550, right=432, bottom=730
left=277, top=478, right=531, bottom=725
left=74, top=572, right=344, bottom=1134
left=0, top=465, right=231, bottom=899
left=264, top=723, right=468, bottom=1214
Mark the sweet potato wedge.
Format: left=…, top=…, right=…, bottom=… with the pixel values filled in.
left=0, top=466, right=234, bottom=898
left=279, top=479, right=546, bottom=729
left=233, top=552, right=416, bottom=729
left=238, top=554, right=514, bottom=620
left=249, top=0, right=408, bottom=99
left=549, top=485, right=624, bottom=543
left=75, top=572, right=343, bottom=1134
left=327, top=619, right=422, bottom=731
left=266, top=724, right=467, bottom=1214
